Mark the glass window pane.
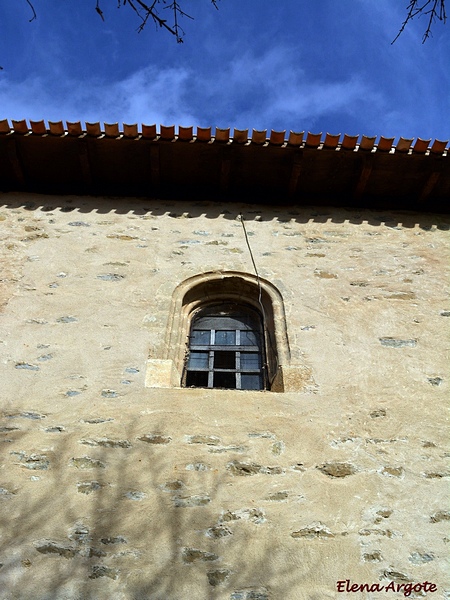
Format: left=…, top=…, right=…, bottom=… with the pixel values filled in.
left=191, top=330, right=211, bottom=345
left=240, top=352, right=261, bottom=370
left=215, top=330, right=236, bottom=345
left=187, top=351, right=209, bottom=369
left=240, top=330, right=259, bottom=346
left=241, top=374, right=262, bottom=390
left=214, top=351, right=236, bottom=369
left=214, top=372, right=236, bottom=389
left=186, top=371, right=209, bottom=387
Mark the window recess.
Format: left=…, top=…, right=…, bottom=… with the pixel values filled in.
left=184, top=306, right=266, bottom=391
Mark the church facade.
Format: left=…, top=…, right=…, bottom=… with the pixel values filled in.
left=0, top=121, right=449, bottom=599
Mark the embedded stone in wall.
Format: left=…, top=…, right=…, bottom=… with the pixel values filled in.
left=379, top=338, right=417, bottom=348
left=13, top=452, right=49, bottom=470
left=106, top=234, right=137, bottom=241
left=227, top=461, right=260, bottom=476
left=430, top=510, right=450, bottom=523
left=76, top=481, right=102, bottom=494
left=271, top=441, right=285, bottom=455
left=181, top=548, right=219, bottom=563
left=89, top=566, right=119, bottom=580
left=266, top=491, right=289, bottom=501
left=317, top=463, right=357, bottom=478
left=381, top=570, right=411, bottom=583
left=6, top=412, right=46, bottom=420
left=138, top=434, right=171, bottom=444
left=206, top=525, right=233, bottom=539
left=231, top=589, right=269, bottom=600
left=260, top=466, right=284, bottom=475
left=83, top=547, right=106, bottom=558
left=374, top=509, right=392, bottom=523
left=227, top=461, right=284, bottom=476
left=70, top=457, right=106, bottom=469
left=370, top=409, right=386, bottom=418
left=69, top=524, right=90, bottom=543
left=423, top=471, right=449, bottom=479
left=125, top=491, right=147, bottom=501
left=381, top=466, right=404, bottom=478
left=291, top=522, right=334, bottom=539
left=209, top=445, right=247, bottom=453
left=219, top=508, right=265, bottom=525
left=100, top=536, right=127, bottom=545
left=96, top=273, right=125, bottom=281
left=350, top=280, right=369, bottom=287
left=79, top=438, right=131, bottom=448
left=15, top=362, right=40, bottom=371
left=173, top=495, right=211, bottom=508
left=101, top=389, right=118, bottom=398
left=409, top=552, right=434, bottom=564
left=314, top=269, right=337, bottom=279
left=358, top=528, right=396, bottom=538
left=186, top=463, right=209, bottom=471
left=0, top=487, right=16, bottom=499
left=384, top=291, right=416, bottom=300
left=363, top=551, right=383, bottom=562
left=160, top=480, right=185, bottom=492
left=34, top=540, right=77, bottom=559
left=207, top=569, right=230, bottom=586
left=186, top=434, right=221, bottom=445
left=0, top=426, right=19, bottom=434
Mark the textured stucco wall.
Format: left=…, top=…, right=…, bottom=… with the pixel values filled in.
left=0, top=192, right=449, bottom=600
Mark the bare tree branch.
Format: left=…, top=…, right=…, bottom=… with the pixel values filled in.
left=17, top=1, right=448, bottom=46
left=21, top=0, right=218, bottom=44
left=95, top=0, right=105, bottom=21
left=25, top=0, right=37, bottom=22
left=393, top=0, right=447, bottom=43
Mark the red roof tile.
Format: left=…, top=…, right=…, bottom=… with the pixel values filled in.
left=0, top=119, right=448, bottom=211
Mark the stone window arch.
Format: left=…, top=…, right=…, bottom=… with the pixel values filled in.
left=148, top=271, right=291, bottom=391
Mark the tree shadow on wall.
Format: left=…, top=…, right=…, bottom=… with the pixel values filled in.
left=0, top=415, right=305, bottom=600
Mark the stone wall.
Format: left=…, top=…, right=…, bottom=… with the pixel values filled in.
left=0, top=192, right=449, bottom=599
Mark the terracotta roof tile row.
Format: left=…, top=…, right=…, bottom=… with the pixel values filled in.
left=0, top=119, right=447, bottom=155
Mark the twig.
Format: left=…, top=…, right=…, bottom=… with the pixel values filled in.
left=25, top=0, right=37, bottom=22
left=392, top=0, right=446, bottom=43
left=95, top=0, right=105, bottom=21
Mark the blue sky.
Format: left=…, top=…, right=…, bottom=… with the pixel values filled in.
left=0, top=1, right=449, bottom=141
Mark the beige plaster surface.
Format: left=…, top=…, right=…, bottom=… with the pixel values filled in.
left=0, top=193, right=449, bottom=599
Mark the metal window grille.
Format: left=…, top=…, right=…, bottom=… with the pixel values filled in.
left=185, top=307, right=266, bottom=390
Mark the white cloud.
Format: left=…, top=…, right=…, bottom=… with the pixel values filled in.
left=182, top=46, right=383, bottom=131
left=0, top=66, right=197, bottom=125
left=0, top=45, right=397, bottom=135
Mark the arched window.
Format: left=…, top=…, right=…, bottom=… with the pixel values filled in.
left=184, top=303, right=266, bottom=390
left=146, top=271, right=294, bottom=391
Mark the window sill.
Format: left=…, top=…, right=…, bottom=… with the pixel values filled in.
left=145, top=359, right=314, bottom=393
